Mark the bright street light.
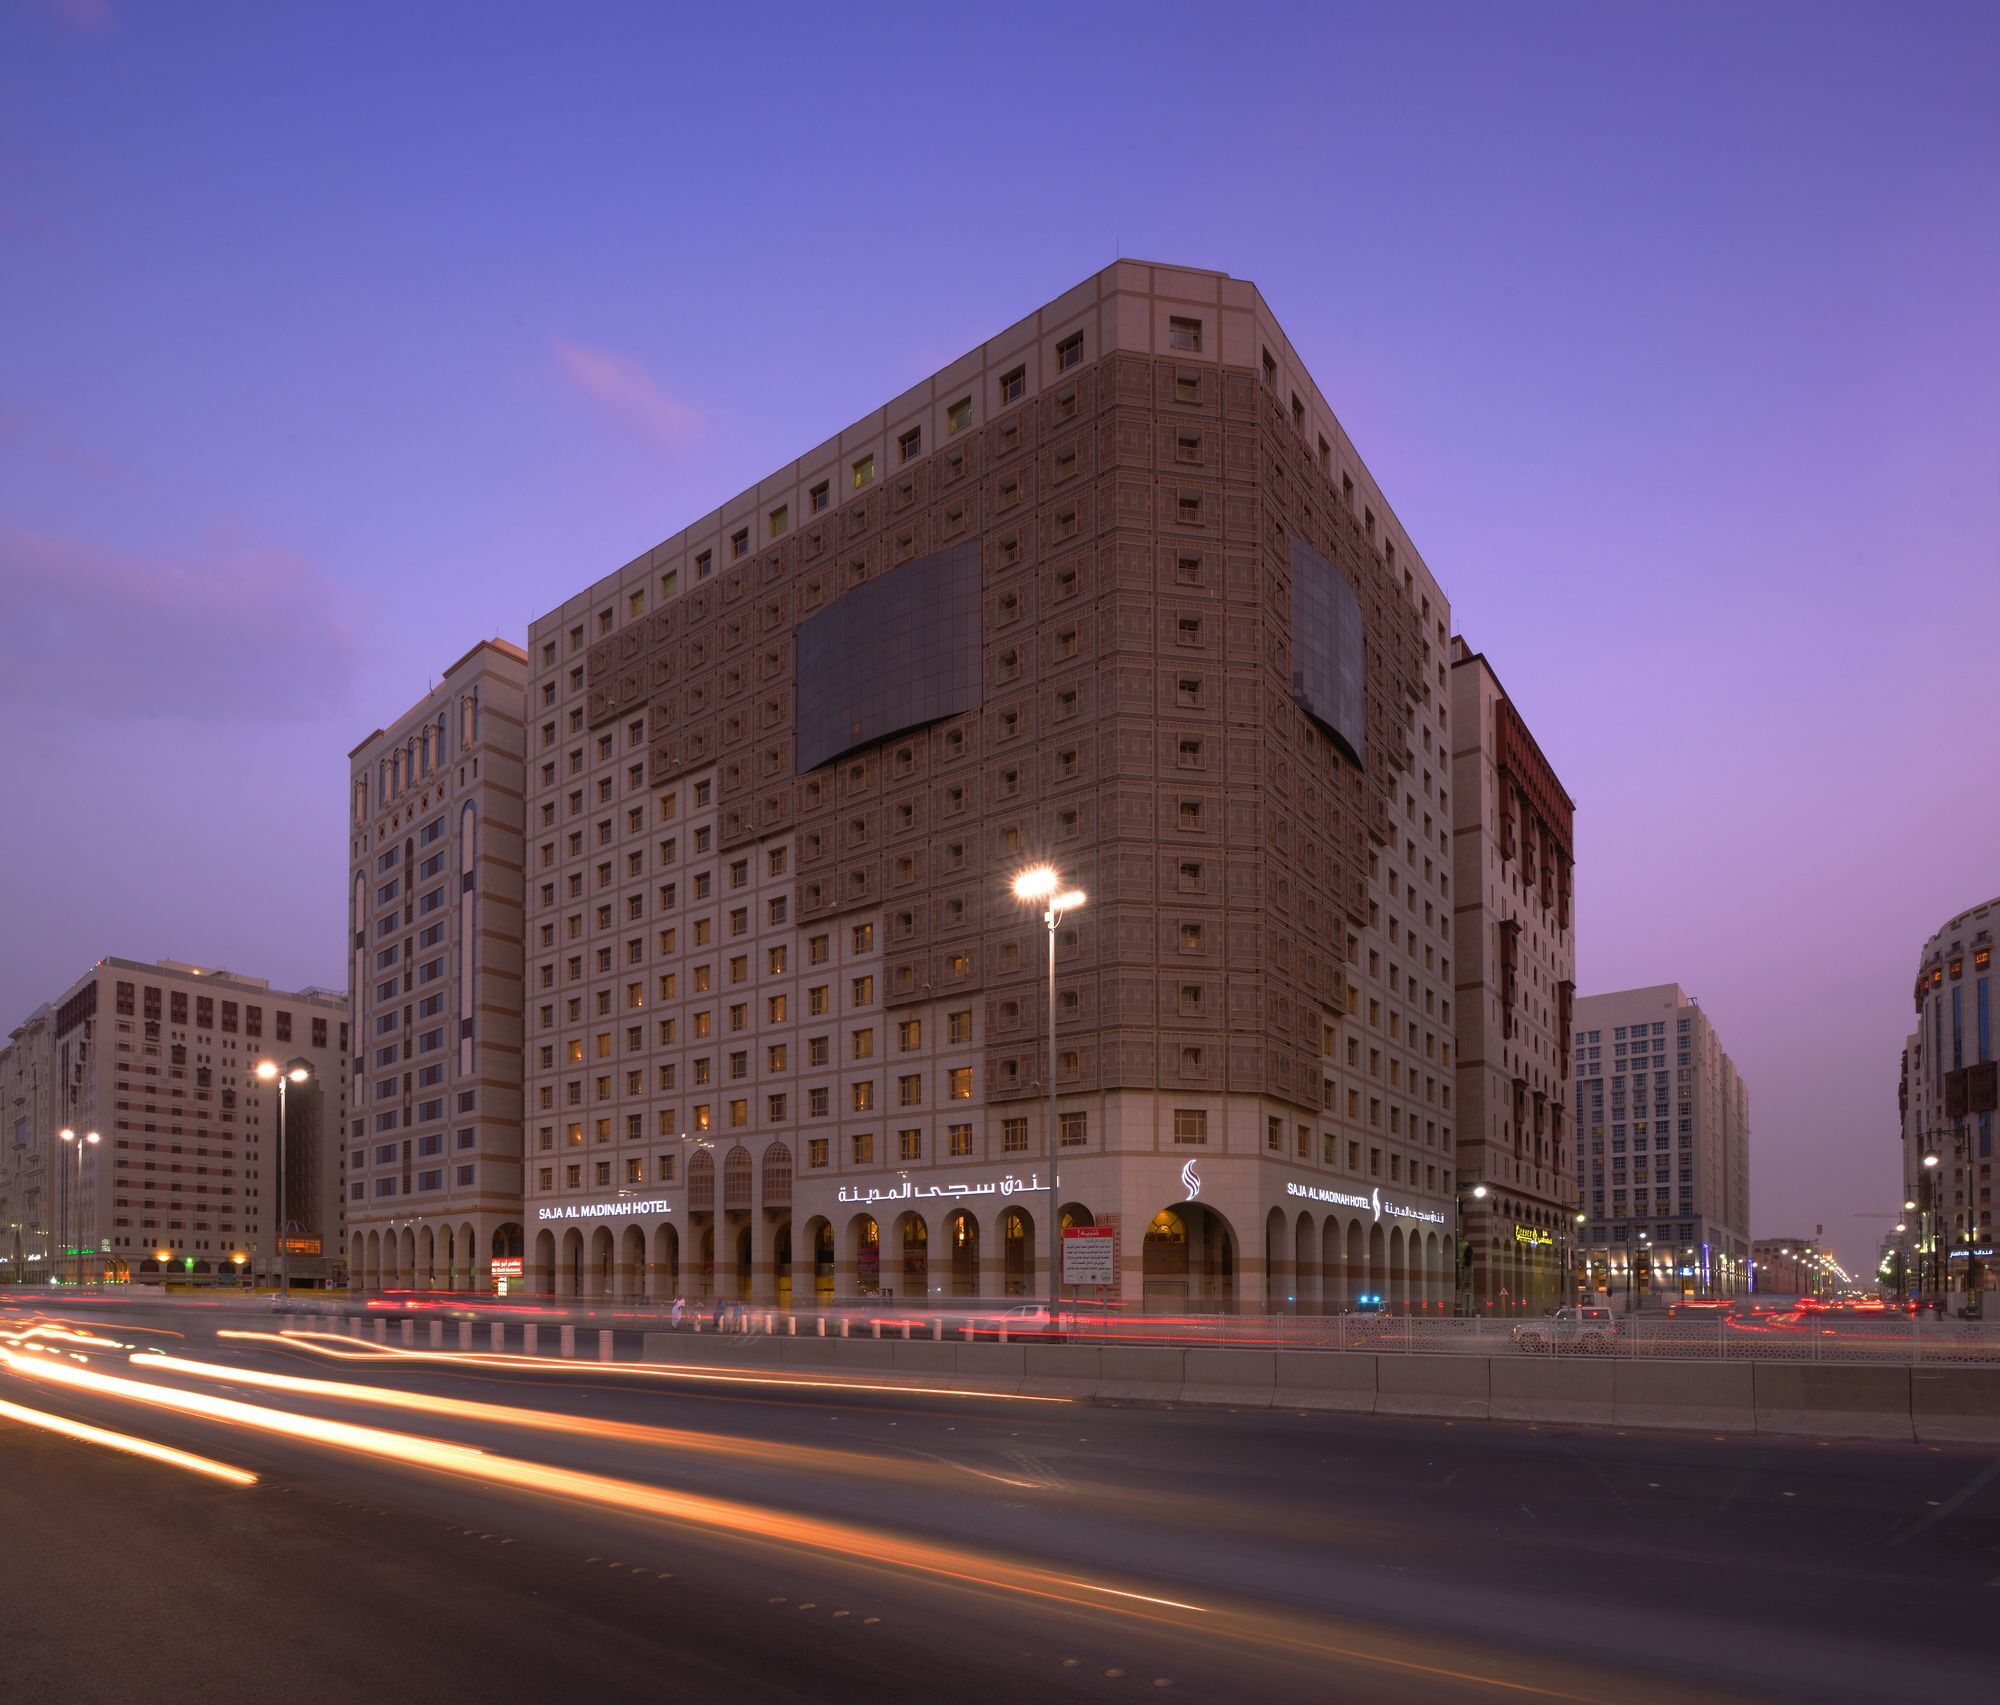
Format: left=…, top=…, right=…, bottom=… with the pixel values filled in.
left=257, top=1056, right=317, bottom=1299
left=1013, top=865, right=1085, bottom=1330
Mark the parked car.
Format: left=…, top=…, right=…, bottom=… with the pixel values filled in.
left=1510, top=1305, right=1620, bottom=1354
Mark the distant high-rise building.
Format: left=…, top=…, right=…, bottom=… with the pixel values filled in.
left=346, top=639, right=529, bottom=1293
left=1903, top=897, right=1997, bottom=1311
left=1, top=960, right=347, bottom=1286
left=510, top=261, right=1462, bottom=1312
left=1448, top=638, right=1576, bottom=1313
left=1572, top=984, right=1749, bottom=1303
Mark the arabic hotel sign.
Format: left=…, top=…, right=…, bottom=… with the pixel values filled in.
left=537, top=1198, right=675, bottom=1222
left=1284, top=1180, right=1446, bottom=1226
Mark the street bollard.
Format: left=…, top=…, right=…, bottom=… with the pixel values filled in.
left=522, top=1323, right=539, bottom=1354
left=490, top=1322, right=505, bottom=1352
left=399, top=1318, right=413, bottom=1345
left=374, top=1318, right=387, bottom=1341
left=560, top=1324, right=576, bottom=1357
left=599, top=1328, right=615, bottom=1362
left=459, top=1321, right=473, bottom=1351
left=429, top=1320, right=444, bottom=1348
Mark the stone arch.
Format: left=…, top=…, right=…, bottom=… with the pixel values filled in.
left=1264, top=1206, right=1293, bottom=1311
left=1000, top=1206, right=1034, bottom=1297
left=1366, top=1220, right=1386, bottom=1304
left=801, top=1215, right=834, bottom=1307
left=687, top=1147, right=716, bottom=1212
left=760, top=1139, right=793, bottom=1210
left=349, top=1232, right=365, bottom=1289
left=891, top=1211, right=929, bottom=1302
left=722, top=1145, right=754, bottom=1213
left=651, top=1221, right=681, bottom=1299
left=530, top=1226, right=556, bottom=1295
left=620, top=1223, right=648, bottom=1301
left=364, top=1229, right=381, bottom=1291
left=732, top=1220, right=754, bottom=1301
left=558, top=1226, right=584, bottom=1298
left=1296, top=1210, right=1321, bottom=1313
left=1144, top=1202, right=1237, bottom=1313
left=588, top=1225, right=615, bottom=1299
left=418, top=1225, right=436, bottom=1290
left=944, top=1209, right=980, bottom=1298
left=398, top=1226, right=417, bottom=1288
left=842, top=1213, right=880, bottom=1297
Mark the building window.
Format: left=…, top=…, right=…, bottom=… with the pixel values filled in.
left=852, top=454, right=875, bottom=489
left=898, top=426, right=922, bottom=463
left=1056, top=332, right=1082, bottom=369
left=1001, top=1117, right=1028, bottom=1153
left=1168, top=315, right=1202, bottom=351
left=998, top=366, right=1025, bottom=405
left=948, top=397, right=971, bottom=434
left=1173, top=1108, right=1208, bottom=1144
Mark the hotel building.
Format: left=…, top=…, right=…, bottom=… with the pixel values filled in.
left=1, top=959, right=346, bottom=1286
left=345, top=640, right=529, bottom=1292
left=1448, top=638, right=1577, bottom=1313
left=515, top=261, right=1465, bottom=1313
left=1904, top=896, right=1997, bottom=1310
left=1573, top=984, right=1750, bottom=1303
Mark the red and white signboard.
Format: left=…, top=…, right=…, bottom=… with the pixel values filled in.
left=490, top=1257, right=523, bottom=1279
left=1062, top=1225, right=1116, bottom=1287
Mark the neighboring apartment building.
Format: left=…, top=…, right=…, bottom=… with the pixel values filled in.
left=345, top=639, right=529, bottom=1293
left=1448, top=638, right=1576, bottom=1314
left=515, top=260, right=1463, bottom=1314
left=1573, top=984, right=1750, bottom=1303
left=1903, top=896, right=1997, bottom=1311
left=1751, top=1235, right=1828, bottom=1297
left=3, top=959, right=347, bottom=1286
left=0, top=1004, right=56, bottom=1281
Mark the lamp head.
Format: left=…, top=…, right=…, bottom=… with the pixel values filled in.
left=1923, top=1152, right=1940, bottom=1168
left=256, top=1060, right=280, bottom=1081
left=1471, top=1184, right=1488, bottom=1200
left=1054, top=889, right=1087, bottom=911
left=59, top=1127, right=75, bottom=1143
left=85, top=1130, right=99, bottom=1145
left=1012, top=866, right=1059, bottom=902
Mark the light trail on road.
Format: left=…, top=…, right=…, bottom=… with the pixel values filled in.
left=0, top=1393, right=257, bottom=1485
left=227, top=1328, right=1073, bottom=1404
left=131, top=1348, right=1053, bottom=1489
left=0, top=1338, right=1637, bottom=1701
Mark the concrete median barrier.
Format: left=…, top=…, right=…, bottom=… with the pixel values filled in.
left=1377, top=1353, right=1490, bottom=1419
left=1273, top=1351, right=1377, bottom=1413
left=1911, top=1367, right=2000, bottom=1444
left=1612, top=1360, right=1755, bottom=1431
left=1020, top=1344, right=1103, bottom=1399
left=946, top=1343, right=1027, bottom=1395
left=1180, top=1348, right=1277, bottom=1408
left=1489, top=1356, right=1615, bottom=1426
left=1096, top=1345, right=1187, bottom=1405
left=1752, top=1364, right=1913, bottom=1441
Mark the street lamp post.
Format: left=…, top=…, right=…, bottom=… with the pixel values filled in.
left=1012, top=866, right=1085, bottom=1329
left=1455, top=1184, right=1489, bottom=1315
left=257, top=1057, right=314, bottom=1299
left=58, top=1127, right=100, bottom=1287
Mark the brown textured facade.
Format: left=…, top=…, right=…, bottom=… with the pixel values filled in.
left=1449, top=640, right=1577, bottom=1312
left=521, top=262, right=1460, bottom=1313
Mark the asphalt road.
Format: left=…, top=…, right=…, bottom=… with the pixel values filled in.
left=2, top=1299, right=1994, bottom=1705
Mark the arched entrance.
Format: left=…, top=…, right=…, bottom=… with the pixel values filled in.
left=1144, top=1203, right=1237, bottom=1313
left=559, top=1226, right=584, bottom=1298
left=651, top=1222, right=680, bottom=1299
left=1000, top=1207, right=1034, bottom=1296
left=1264, top=1206, right=1292, bottom=1311
left=845, top=1213, right=880, bottom=1296
left=945, top=1210, right=979, bottom=1297
left=892, top=1212, right=929, bottom=1303
left=802, top=1216, right=834, bottom=1306
left=733, top=1222, right=753, bottom=1301
left=621, top=1224, right=648, bottom=1300
left=532, top=1226, right=556, bottom=1295
left=1296, top=1211, right=1321, bottom=1313
left=772, top=1220, right=793, bottom=1311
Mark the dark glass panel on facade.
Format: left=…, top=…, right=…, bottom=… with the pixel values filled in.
left=794, top=538, right=983, bottom=773
left=1290, top=536, right=1366, bottom=768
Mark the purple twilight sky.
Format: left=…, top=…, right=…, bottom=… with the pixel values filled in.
left=2, top=1, right=1995, bottom=1274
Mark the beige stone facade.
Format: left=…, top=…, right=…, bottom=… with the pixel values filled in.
left=1573, top=984, right=1750, bottom=1303
left=345, top=639, right=529, bottom=1291
left=516, top=261, right=1463, bottom=1313
left=0, top=1004, right=57, bottom=1280
left=1904, top=897, right=1997, bottom=1310
left=1448, top=639, right=1576, bottom=1313
left=2, top=959, right=347, bottom=1285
